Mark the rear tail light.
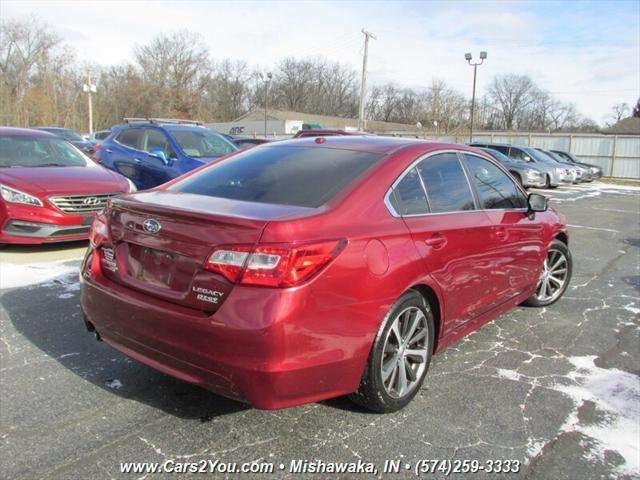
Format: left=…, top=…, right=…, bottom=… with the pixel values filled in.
left=204, top=240, right=346, bottom=287
left=88, top=211, right=110, bottom=248
left=90, top=144, right=102, bottom=163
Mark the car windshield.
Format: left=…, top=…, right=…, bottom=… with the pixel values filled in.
left=542, top=150, right=565, bottom=162
left=170, top=129, right=238, bottom=158
left=42, top=128, right=84, bottom=142
left=168, top=145, right=383, bottom=208
left=480, top=148, right=513, bottom=164
left=0, top=136, right=90, bottom=167
left=525, top=148, right=558, bottom=164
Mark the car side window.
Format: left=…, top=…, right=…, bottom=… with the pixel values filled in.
left=142, top=129, right=175, bottom=157
left=464, top=154, right=527, bottom=209
left=508, top=147, right=528, bottom=161
left=490, top=145, right=509, bottom=156
left=417, top=153, right=475, bottom=213
left=116, top=129, right=143, bottom=150
left=390, top=167, right=429, bottom=215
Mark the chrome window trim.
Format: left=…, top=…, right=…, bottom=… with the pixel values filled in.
left=384, top=149, right=529, bottom=219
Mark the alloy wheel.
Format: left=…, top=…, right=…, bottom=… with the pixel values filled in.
left=535, top=248, right=569, bottom=303
left=380, top=306, right=429, bottom=398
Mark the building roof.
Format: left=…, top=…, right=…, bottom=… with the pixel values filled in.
left=233, top=109, right=417, bottom=133
left=605, top=117, right=640, bottom=135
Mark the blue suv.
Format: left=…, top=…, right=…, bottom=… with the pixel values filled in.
left=96, top=118, right=238, bottom=190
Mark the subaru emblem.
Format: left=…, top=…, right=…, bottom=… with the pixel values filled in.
left=142, top=218, right=161, bottom=234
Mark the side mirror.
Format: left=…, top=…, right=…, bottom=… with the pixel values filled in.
left=523, top=156, right=532, bottom=162
left=148, top=148, right=169, bottom=165
left=527, top=193, right=547, bottom=215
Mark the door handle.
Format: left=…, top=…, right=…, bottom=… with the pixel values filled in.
left=495, top=227, right=508, bottom=241
left=134, top=158, right=142, bottom=163
left=425, top=233, right=447, bottom=249
left=105, top=148, right=112, bottom=153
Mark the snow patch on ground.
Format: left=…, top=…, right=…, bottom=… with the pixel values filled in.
left=496, top=368, right=522, bottom=382
left=555, top=356, right=640, bottom=477
left=0, top=259, right=81, bottom=290
left=105, top=379, right=122, bottom=389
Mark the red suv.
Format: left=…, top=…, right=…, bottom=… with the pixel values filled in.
left=80, top=137, right=571, bottom=412
left=0, top=128, right=134, bottom=245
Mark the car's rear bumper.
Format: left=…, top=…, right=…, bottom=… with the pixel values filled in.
left=0, top=203, right=94, bottom=244
left=79, top=250, right=372, bottom=409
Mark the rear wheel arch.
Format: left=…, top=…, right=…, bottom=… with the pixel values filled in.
left=555, top=231, right=568, bottom=246
left=409, top=284, right=442, bottom=352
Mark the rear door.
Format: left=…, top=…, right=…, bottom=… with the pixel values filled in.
left=462, top=153, right=544, bottom=297
left=391, top=151, right=498, bottom=335
left=107, top=128, right=144, bottom=184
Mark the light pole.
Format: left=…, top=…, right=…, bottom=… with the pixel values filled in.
left=465, top=51, right=486, bottom=142
left=82, top=73, right=97, bottom=135
left=259, top=72, right=272, bottom=138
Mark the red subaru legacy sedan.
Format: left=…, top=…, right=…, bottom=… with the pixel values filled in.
left=80, top=136, right=572, bottom=412
left=0, top=127, right=134, bottom=245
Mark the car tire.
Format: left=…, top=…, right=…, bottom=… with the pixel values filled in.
left=544, top=174, right=551, bottom=189
left=349, top=290, right=435, bottom=413
left=524, top=239, right=572, bottom=307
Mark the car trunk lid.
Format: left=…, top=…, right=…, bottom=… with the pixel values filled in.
left=101, top=191, right=314, bottom=312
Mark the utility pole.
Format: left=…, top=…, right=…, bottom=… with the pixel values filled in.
left=465, top=51, right=487, bottom=143
left=259, top=72, right=272, bottom=137
left=358, top=29, right=375, bottom=132
left=82, top=73, right=97, bottom=134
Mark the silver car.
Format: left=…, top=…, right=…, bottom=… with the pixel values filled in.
left=470, top=143, right=567, bottom=188
left=475, top=147, right=546, bottom=188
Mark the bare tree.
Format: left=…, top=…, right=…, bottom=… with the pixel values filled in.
left=610, top=102, right=630, bottom=123
left=488, top=74, right=536, bottom=130
left=134, top=31, right=211, bottom=115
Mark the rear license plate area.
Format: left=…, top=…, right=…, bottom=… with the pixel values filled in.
left=125, top=244, right=193, bottom=291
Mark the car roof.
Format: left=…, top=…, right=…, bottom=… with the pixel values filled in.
left=112, top=123, right=213, bottom=133
left=297, top=129, right=367, bottom=135
left=0, top=127, right=58, bottom=138
left=272, top=135, right=478, bottom=155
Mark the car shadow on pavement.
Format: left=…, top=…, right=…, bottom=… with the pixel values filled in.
left=2, top=278, right=249, bottom=422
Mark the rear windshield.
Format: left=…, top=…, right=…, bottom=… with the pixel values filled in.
left=169, top=145, right=383, bottom=208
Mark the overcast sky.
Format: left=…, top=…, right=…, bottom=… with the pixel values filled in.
left=2, top=0, right=638, bottom=124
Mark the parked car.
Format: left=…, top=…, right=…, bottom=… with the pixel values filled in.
left=537, top=149, right=589, bottom=183
left=231, top=137, right=271, bottom=149
left=88, top=129, right=111, bottom=144
left=95, top=118, right=239, bottom=190
left=34, top=127, right=97, bottom=153
left=0, top=127, right=134, bottom=245
left=292, top=129, right=369, bottom=138
left=470, top=143, right=572, bottom=187
left=551, top=149, right=603, bottom=180
left=474, top=147, right=546, bottom=188
left=80, top=136, right=571, bottom=412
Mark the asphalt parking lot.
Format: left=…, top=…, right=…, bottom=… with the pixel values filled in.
left=1, top=182, right=639, bottom=479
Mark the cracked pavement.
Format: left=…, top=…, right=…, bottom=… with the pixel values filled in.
left=0, top=183, right=638, bottom=479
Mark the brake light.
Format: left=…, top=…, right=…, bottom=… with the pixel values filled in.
left=204, top=240, right=346, bottom=287
left=88, top=212, right=110, bottom=248
left=90, top=144, right=102, bottom=163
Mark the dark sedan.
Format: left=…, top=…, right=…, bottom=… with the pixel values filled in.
left=551, top=149, right=603, bottom=180
left=34, top=127, right=97, bottom=153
